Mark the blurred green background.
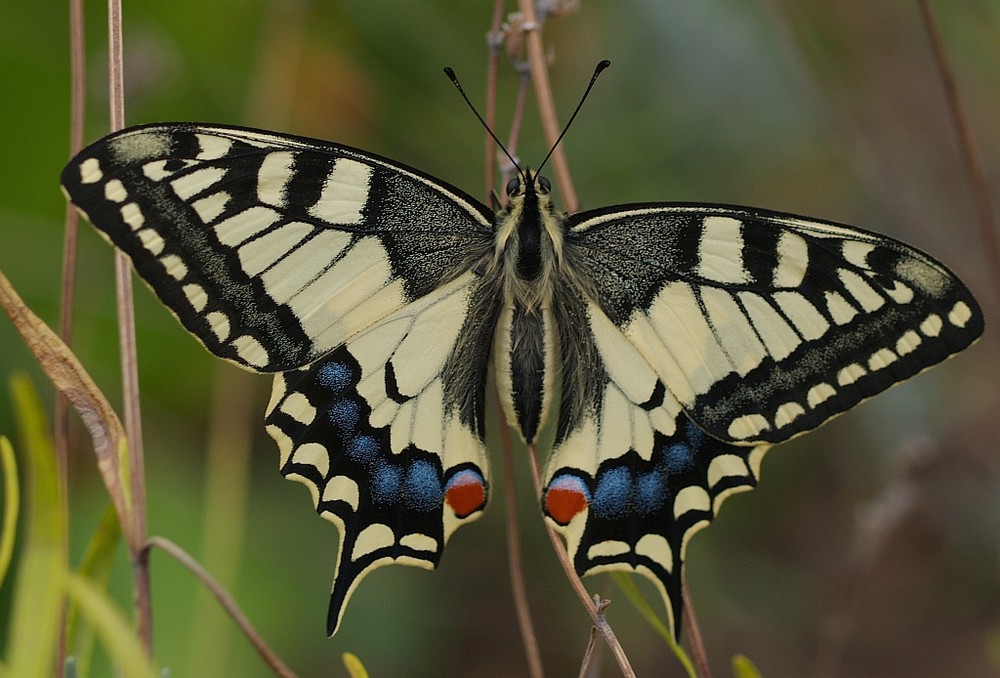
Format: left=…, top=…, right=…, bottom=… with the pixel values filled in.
left=1, top=1, right=999, bottom=676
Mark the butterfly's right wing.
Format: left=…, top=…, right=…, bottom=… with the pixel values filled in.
left=543, top=203, right=982, bottom=640
left=60, top=123, right=496, bottom=372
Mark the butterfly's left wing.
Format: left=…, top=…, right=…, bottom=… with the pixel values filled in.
left=544, top=203, right=982, bottom=638
left=60, top=123, right=501, bottom=634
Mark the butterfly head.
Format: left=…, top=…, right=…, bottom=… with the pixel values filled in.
left=504, top=170, right=552, bottom=201
left=501, top=169, right=558, bottom=224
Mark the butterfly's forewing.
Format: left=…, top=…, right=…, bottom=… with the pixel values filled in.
left=60, top=123, right=495, bottom=371
left=564, top=204, right=982, bottom=444
left=61, top=123, right=500, bottom=633
left=544, top=203, right=982, bottom=638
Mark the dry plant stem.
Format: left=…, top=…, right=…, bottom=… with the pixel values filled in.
left=515, top=0, right=578, bottom=212
left=505, top=75, right=531, bottom=167
left=811, top=444, right=923, bottom=678
left=488, top=20, right=545, bottom=671
left=576, top=622, right=599, bottom=678
left=483, top=0, right=505, bottom=204
left=56, top=0, right=89, bottom=669
left=681, top=575, right=712, bottom=678
left=496, top=413, right=546, bottom=678
left=918, top=0, right=1000, bottom=300
left=146, top=537, right=299, bottom=678
left=0, top=272, right=129, bottom=533
left=106, top=0, right=154, bottom=654
left=525, top=443, right=636, bottom=678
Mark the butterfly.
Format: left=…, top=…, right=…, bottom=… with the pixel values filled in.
left=61, top=120, right=982, bottom=639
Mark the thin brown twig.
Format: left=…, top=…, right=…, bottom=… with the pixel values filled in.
left=505, top=72, right=531, bottom=171
left=57, top=0, right=88, bottom=669
left=146, top=537, right=299, bottom=678
left=488, top=15, right=545, bottom=673
left=681, top=575, right=712, bottom=678
left=576, top=600, right=602, bottom=678
left=106, top=0, right=153, bottom=653
left=525, top=443, right=636, bottom=677
left=918, top=0, right=1000, bottom=301
left=516, top=0, right=578, bottom=211
left=484, top=0, right=506, bottom=205
left=504, top=6, right=630, bottom=672
left=498, top=414, right=545, bottom=678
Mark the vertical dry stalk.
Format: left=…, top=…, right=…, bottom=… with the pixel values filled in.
left=105, top=0, right=153, bottom=653
left=58, top=0, right=89, bottom=669
left=526, top=444, right=636, bottom=678
left=515, top=0, right=578, bottom=211
left=682, top=576, right=712, bottom=678
left=918, top=0, right=1000, bottom=304
left=484, top=0, right=506, bottom=204
left=498, top=412, right=546, bottom=678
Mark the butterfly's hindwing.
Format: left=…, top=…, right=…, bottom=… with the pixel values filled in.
left=60, top=123, right=494, bottom=372
left=265, top=272, right=497, bottom=634
left=543, top=289, right=770, bottom=635
left=545, top=412, right=767, bottom=635
left=564, top=205, right=983, bottom=444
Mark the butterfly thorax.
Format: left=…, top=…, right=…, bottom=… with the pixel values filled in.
left=490, top=172, right=565, bottom=443
left=491, top=172, right=565, bottom=313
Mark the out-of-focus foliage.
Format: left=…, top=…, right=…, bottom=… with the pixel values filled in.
left=1, top=1, right=997, bottom=676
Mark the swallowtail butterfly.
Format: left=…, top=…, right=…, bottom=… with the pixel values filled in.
left=61, top=118, right=982, bottom=638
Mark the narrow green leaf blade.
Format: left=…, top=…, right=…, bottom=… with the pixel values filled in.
left=5, top=374, right=65, bottom=678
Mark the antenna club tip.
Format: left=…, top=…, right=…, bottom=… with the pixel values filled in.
left=597, top=59, right=611, bottom=71
left=443, top=66, right=457, bottom=79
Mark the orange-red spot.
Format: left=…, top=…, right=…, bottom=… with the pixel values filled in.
left=545, top=487, right=589, bottom=525
left=445, top=474, right=486, bottom=518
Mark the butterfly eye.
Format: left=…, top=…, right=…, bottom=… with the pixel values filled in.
left=505, top=177, right=520, bottom=196
left=537, top=175, right=552, bottom=193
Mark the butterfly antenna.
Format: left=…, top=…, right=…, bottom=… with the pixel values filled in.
left=536, top=59, right=611, bottom=175
left=444, top=67, right=525, bottom=181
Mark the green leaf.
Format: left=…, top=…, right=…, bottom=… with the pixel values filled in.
left=342, top=652, right=370, bottom=678
left=0, top=436, right=19, bottom=588
left=732, top=654, right=764, bottom=678
left=64, top=572, right=158, bottom=678
left=611, top=572, right=697, bottom=677
left=4, top=373, right=64, bottom=678
left=67, top=504, right=123, bottom=677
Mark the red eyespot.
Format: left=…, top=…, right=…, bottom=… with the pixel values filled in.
left=544, top=475, right=590, bottom=525
left=444, top=469, right=487, bottom=518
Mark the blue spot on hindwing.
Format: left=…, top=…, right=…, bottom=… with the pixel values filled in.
left=327, top=398, right=360, bottom=435
left=346, top=435, right=379, bottom=466
left=663, top=443, right=695, bottom=474
left=371, top=463, right=401, bottom=505
left=316, top=361, right=354, bottom=394
left=403, top=460, right=444, bottom=511
left=635, top=471, right=667, bottom=515
left=685, top=420, right=706, bottom=448
left=661, top=420, right=706, bottom=474
left=592, top=467, right=632, bottom=519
